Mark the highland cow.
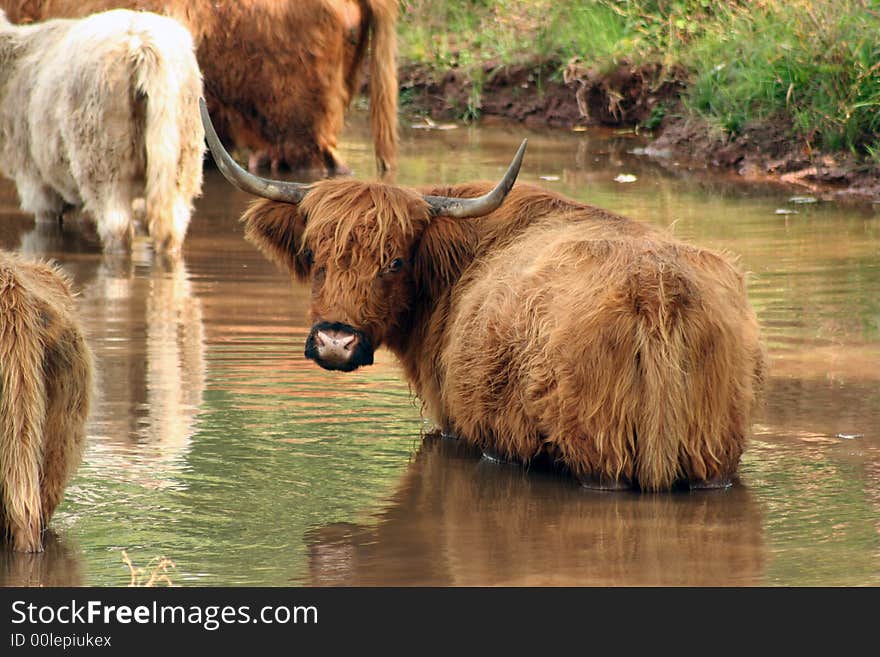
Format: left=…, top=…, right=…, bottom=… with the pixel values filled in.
left=201, top=100, right=765, bottom=492
left=0, top=9, right=205, bottom=254
left=0, top=251, right=93, bottom=552
left=2, top=0, right=399, bottom=174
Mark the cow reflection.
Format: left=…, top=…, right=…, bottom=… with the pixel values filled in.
left=17, top=225, right=206, bottom=487
left=306, top=436, right=766, bottom=586
left=0, top=531, right=82, bottom=586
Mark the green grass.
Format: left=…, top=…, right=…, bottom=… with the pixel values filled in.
left=685, top=1, right=880, bottom=155
left=399, top=0, right=627, bottom=68
left=399, top=0, right=880, bottom=159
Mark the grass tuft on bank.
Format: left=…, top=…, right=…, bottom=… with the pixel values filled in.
left=399, top=0, right=880, bottom=160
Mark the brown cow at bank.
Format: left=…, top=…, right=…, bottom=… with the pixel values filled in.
left=3, top=0, right=398, bottom=174
left=201, top=100, right=765, bottom=492
left=0, top=251, right=93, bottom=552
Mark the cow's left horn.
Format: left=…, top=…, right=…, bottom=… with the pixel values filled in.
left=199, top=98, right=309, bottom=204
left=423, top=139, right=527, bottom=218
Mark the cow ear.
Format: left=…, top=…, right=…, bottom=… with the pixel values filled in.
left=241, top=199, right=310, bottom=281
left=413, top=216, right=479, bottom=301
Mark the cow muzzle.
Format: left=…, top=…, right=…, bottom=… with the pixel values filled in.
left=305, top=322, right=374, bottom=372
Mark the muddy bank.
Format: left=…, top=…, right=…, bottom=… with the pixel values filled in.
left=396, top=59, right=880, bottom=202
left=648, top=119, right=880, bottom=202
left=398, top=60, right=582, bottom=128
left=398, top=58, right=683, bottom=129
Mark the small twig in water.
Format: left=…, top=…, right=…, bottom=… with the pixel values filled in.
left=121, top=550, right=177, bottom=587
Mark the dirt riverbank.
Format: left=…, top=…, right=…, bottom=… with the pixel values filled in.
left=396, top=59, right=880, bottom=202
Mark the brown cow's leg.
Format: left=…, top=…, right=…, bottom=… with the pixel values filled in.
left=323, top=148, right=352, bottom=177
left=688, top=476, right=733, bottom=491
left=481, top=447, right=510, bottom=464
left=579, top=474, right=633, bottom=491
left=248, top=151, right=271, bottom=173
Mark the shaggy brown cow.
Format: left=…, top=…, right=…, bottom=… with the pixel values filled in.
left=201, top=100, right=765, bottom=492
left=2, top=0, right=398, bottom=174
left=0, top=251, right=93, bottom=552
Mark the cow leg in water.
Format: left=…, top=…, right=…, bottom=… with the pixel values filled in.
left=247, top=146, right=286, bottom=176
left=248, top=151, right=270, bottom=173
left=323, top=148, right=352, bottom=177
left=481, top=447, right=510, bottom=464
left=145, top=195, right=190, bottom=256
left=16, top=177, right=66, bottom=225
left=688, top=476, right=733, bottom=490
left=89, top=185, right=134, bottom=253
left=579, top=474, right=634, bottom=491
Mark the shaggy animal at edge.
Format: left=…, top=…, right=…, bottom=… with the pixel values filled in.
left=0, top=251, right=93, bottom=552
left=0, top=9, right=205, bottom=253
left=203, top=103, right=765, bottom=492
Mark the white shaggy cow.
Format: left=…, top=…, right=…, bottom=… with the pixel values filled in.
left=0, top=9, right=205, bottom=254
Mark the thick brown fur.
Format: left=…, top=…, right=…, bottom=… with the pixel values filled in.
left=2, top=0, right=399, bottom=174
left=0, top=251, right=93, bottom=552
left=240, top=181, right=765, bottom=492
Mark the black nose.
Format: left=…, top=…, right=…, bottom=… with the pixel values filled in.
left=304, top=322, right=374, bottom=372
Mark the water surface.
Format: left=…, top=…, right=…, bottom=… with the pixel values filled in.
left=1, top=115, right=877, bottom=586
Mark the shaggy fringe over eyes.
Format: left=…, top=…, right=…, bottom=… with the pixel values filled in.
left=300, top=179, right=429, bottom=271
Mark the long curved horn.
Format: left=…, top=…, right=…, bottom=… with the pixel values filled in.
left=198, top=97, right=309, bottom=204
left=423, top=139, right=527, bottom=218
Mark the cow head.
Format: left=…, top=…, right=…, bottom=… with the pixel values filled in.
left=200, top=99, right=525, bottom=372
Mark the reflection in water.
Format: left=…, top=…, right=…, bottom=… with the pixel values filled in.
left=0, top=532, right=81, bottom=587
left=18, top=223, right=206, bottom=488
left=305, top=437, right=765, bottom=586
left=3, top=215, right=206, bottom=584
left=0, top=112, right=878, bottom=586
left=144, top=261, right=205, bottom=465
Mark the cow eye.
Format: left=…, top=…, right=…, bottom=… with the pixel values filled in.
left=382, top=258, right=405, bottom=275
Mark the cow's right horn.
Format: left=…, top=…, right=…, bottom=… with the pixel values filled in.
left=423, top=139, right=527, bottom=218
left=199, top=98, right=309, bottom=204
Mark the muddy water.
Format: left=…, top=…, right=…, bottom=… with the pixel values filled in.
left=1, top=115, right=878, bottom=586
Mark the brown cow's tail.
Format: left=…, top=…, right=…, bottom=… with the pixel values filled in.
left=366, top=0, right=399, bottom=174
left=631, top=254, right=761, bottom=491
left=131, top=17, right=205, bottom=254
left=0, top=265, right=48, bottom=552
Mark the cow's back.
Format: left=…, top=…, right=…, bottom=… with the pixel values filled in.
left=438, top=214, right=763, bottom=490
left=0, top=18, right=68, bottom=186
left=1, top=12, right=143, bottom=198
left=31, top=11, right=193, bottom=188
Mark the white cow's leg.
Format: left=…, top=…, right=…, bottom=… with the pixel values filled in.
left=90, top=185, right=134, bottom=253
left=16, top=177, right=65, bottom=224
left=146, top=195, right=190, bottom=256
